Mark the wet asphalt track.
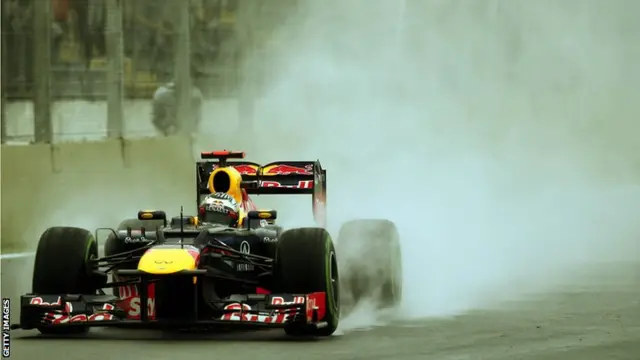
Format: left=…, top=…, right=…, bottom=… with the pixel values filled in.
left=2, top=255, right=639, bottom=360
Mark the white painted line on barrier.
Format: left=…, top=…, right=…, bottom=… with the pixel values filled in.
left=1, top=246, right=106, bottom=260
left=0, top=252, right=35, bottom=260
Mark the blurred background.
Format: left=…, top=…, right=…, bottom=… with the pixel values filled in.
left=1, top=0, right=298, bottom=143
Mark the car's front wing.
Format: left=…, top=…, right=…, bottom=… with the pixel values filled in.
left=12, top=292, right=328, bottom=331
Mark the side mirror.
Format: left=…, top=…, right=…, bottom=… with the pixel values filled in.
left=246, top=210, right=277, bottom=230
left=137, top=210, right=167, bottom=227
left=247, top=210, right=277, bottom=221
left=170, top=215, right=199, bottom=228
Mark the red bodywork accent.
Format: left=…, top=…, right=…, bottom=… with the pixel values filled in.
left=218, top=292, right=326, bottom=324
left=116, top=282, right=157, bottom=320
left=241, top=189, right=257, bottom=211
left=233, top=164, right=259, bottom=175
left=221, top=303, right=289, bottom=323
left=211, top=163, right=313, bottom=177
left=305, top=292, right=327, bottom=323
left=27, top=292, right=326, bottom=326
left=261, top=180, right=313, bottom=189
left=201, top=150, right=246, bottom=159
left=263, top=164, right=313, bottom=175
left=32, top=297, right=116, bottom=324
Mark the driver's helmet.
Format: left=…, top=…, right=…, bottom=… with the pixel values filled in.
left=199, top=192, right=241, bottom=227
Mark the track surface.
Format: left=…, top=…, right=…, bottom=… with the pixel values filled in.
left=3, top=256, right=639, bottom=360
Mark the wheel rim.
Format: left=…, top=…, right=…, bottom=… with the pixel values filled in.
left=392, top=246, right=402, bottom=300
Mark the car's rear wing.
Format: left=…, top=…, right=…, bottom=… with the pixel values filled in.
left=195, top=151, right=327, bottom=227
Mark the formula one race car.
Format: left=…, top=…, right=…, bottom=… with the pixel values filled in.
left=12, top=151, right=402, bottom=337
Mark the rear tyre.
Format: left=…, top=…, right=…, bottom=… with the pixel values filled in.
left=116, top=218, right=165, bottom=231
left=31, top=227, right=100, bottom=335
left=337, top=219, right=403, bottom=310
left=275, top=227, right=340, bottom=337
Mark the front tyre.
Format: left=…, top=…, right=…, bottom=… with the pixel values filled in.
left=31, top=227, right=100, bottom=335
left=275, top=227, right=340, bottom=336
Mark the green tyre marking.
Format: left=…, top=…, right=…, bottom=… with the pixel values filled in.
left=84, top=234, right=97, bottom=276
left=324, top=234, right=339, bottom=324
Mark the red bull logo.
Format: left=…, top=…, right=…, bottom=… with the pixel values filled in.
left=232, top=164, right=259, bottom=175
left=262, top=164, right=313, bottom=176
left=211, top=163, right=313, bottom=176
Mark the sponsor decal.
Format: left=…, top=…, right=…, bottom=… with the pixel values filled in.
left=118, top=283, right=138, bottom=298
left=306, top=296, right=317, bottom=322
left=206, top=204, right=228, bottom=213
left=263, top=164, right=313, bottom=175
left=237, top=241, right=254, bottom=271
left=270, top=296, right=305, bottom=306
left=211, top=164, right=313, bottom=176
left=33, top=299, right=116, bottom=325
left=232, top=164, right=259, bottom=175
left=42, top=312, right=115, bottom=324
left=29, top=297, right=62, bottom=307
left=260, top=180, right=313, bottom=189
left=139, top=212, right=154, bottom=219
left=305, top=293, right=327, bottom=323
left=220, top=303, right=289, bottom=323
left=212, top=193, right=235, bottom=201
left=124, top=236, right=150, bottom=244
left=117, top=284, right=157, bottom=319
left=240, top=241, right=250, bottom=254
left=123, top=297, right=156, bottom=319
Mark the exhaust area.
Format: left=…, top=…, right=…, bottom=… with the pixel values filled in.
left=204, top=0, right=640, bottom=328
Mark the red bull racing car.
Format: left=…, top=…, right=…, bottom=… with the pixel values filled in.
left=12, top=151, right=403, bottom=337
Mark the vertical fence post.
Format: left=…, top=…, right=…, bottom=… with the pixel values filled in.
left=236, top=0, right=257, bottom=132
left=130, top=2, right=140, bottom=99
left=106, top=0, right=125, bottom=139
left=33, top=0, right=53, bottom=144
left=1, top=22, right=7, bottom=144
left=175, top=0, right=193, bottom=137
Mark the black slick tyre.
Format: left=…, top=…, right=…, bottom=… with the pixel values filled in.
left=337, top=219, right=403, bottom=310
left=275, top=227, right=340, bottom=337
left=31, top=226, right=99, bottom=335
